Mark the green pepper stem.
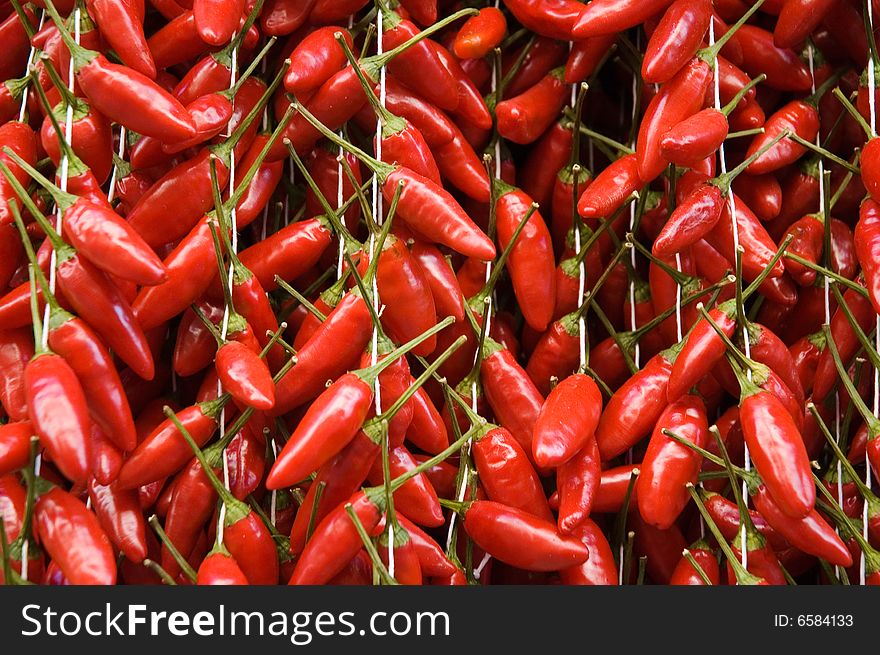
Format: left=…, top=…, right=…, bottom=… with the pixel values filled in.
left=720, top=75, right=766, bottom=116
left=148, top=515, right=197, bottom=583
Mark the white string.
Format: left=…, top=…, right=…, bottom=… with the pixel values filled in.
left=43, top=10, right=80, bottom=351
left=215, top=34, right=241, bottom=546
left=18, top=11, right=45, bottom=122
left=106, top=126, right=126, bottom=203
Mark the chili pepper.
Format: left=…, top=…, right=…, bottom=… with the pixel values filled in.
left=260, top=0, right=314, bottom=35
left=0, top=421, right=31, bottom=477
left=497, top=67, right=567, bottom=145
left=0, top=328, right=32, bottom=422
left=197, top=543, right=248, bottom=585
left=193, top=0, right=245, bottom=46
left=635, top=10, right=754, bottom=184
left=382, top=76, right=456, bottom=148
left=117, top=397, right=227, bottom=489
left=533, top=373, right=602, bottom=469
left=574, top=0, right=674, bottom=38
left=480, top=337, right=545, bottom=463
left=596, top=347, right=677, bottom=460
left=0, top=122, right=37, bottom=228
left=642, top=0, right=712, bottom=85
left=773, top=0, right=838, bottom=49
left=503, top=35, right=567, bottom=97
left=732, top=361, right=815, bottom=518
left=309, top=0, right=369, bottom=23
left=503, top=0, right=584, bottom=40
left=559, top=518, right=618, bottom=584
left=669, top=540, right=720, bottom=585
left=84, top=0, right=155, bottom=79
left=637, top=394, right=708, bottom=530
left=87, top=478, right=148, bottom=564
left=629, top=512, right=688, bottom=584
left=35, top=486, right=116, bottom=584
left=432, top=126, right=492, bottom=203
left=42, top=0, right=195, bottom=142
left=855, top=198, right=880, bottom=315
left=473, top=425, right=553, bottom=523
left=284, top=25, right=353, bottom=96
left=367, top=445, right=443, bottom=527
left=409, top=241, right=465, bottom=324
left=455, top=499, right=589, bottom=572
left=565, top=33, right=616, bottom=84
left=812, top=281, right=875, bottom=402
left=453, top=7, right=506, bottom=60
left=736, top=24, right=814, bottom=92
left=577, top=154, right=643, bottom=220
left=701, top=490, right=788, bottom=550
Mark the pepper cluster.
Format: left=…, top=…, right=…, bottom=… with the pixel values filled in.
left=1, top=0, right=880, bottom=586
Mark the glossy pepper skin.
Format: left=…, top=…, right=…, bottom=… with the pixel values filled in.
left=532, top=373, right=602, bottom=469
left=855, top=198, right=880, bottom=316
left=642, top=0, right=711, bottom=84
left=462, top=500, right=589, bottom=571
left=744, top=100, right=819, bottom=175
left=739, top=389, right=815, bottom=519
left=473, top=426, right=553, bottom=523
left=596, top=350, right=675, bottom=460
left=495, top=183, right=556, bottom=331
left=503, top=0, right=584, bottom=40
left=636, top=394, right=708, bottom=529
left=453, top=7, right=506, bottom=59
left=34, top=486, right=117, bottom=585
left=496, top=68, right=567, bottom=145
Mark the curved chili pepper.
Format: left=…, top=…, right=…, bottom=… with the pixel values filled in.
left=272, top=292, right=372, bottom=415
left=117, top=398, right=224, bottom=489
left=85, top=0, right=155, bottom=79
left=637, top=394, right=708, bottom=529
left=752, top=483, right=851, bottom=566
left=642, top=0, right=711, bottom=84
left=453, top=7, right=506, bottom=59
left=147, top=11, right=214, bottom=70
left=629, top=512, right=687, bottom=584
left=659, top=109, right=728, bottom=168
left=773, top=0, right=837, bottom=49
left=573, top=0, right=674, bottom=38
left=473, top=426, right=553, bottom=522
left=382, top=76, right=456, bottom=148
left=309, top=0, right=370, bottom=24
left=744, top=101, right=820, bottom=175
left=739, top=383, right=815, bottom=518
left=0, top=421, right=31, bottom=477
left=460, top=500, right=589, bottom=571
left=533, top=373, right=602, bottom=469
left=34, top=486, right=116, bottom=584
left=596, top=348, right=676, bottom=460
left=87, top=479, right=147, bottom=563
left=284, top=26, right=353, bottom=96
left=0, top=328, right=33, bottom=421
left=409, top=241, right=465, bottom=324
left=577, top=153, right=643, bottom=219
left=669, top=539, right=720, bottom=585
left=736, top=24, right=813, bottom=92
left=559, top=518, right=618, bottom=585
left=161, top=458, right=216, bottom=577
left=432, top=127, right=491, bottom=203
left=497, top=67, right=567, bottom=145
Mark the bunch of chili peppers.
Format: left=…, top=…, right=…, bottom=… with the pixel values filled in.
left=4, top=0, right=880, bottom=587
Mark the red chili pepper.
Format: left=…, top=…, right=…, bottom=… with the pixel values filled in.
left=367, top=445, right=442, bottom=527
left=642, top=0, right=711, bottom=84
left=34, top=486, right=116, bottom=584
left=0, top=328, right=33, bottom=422
left=855, top=198, right=880, bottom=315
left=453, top=7, right=506, bottom=60
left=659, top=109, right=728, bottom=168
left=215, top=341, right=275, bottom=411
left=284, top=26, right=353, bottom=96
left=459, top=500, right=589, bottom=571
left=637, top=394, right=708, bottom=529
left=596, top=348, right=676, bottom=460
left=0, top=420, right=31, bottom=477
left=497, top=67, right=567, bottom=145
left=193, top=0, right=244, bottom=46
left=0, top=122, right=37, bottom=227
left=559, top=518, right=618, bottom=585
left=564, top=33, right=617, bottom=84
left=309, top=0, right=369, bottom=24
left=261, top=0, right=315, bottom=36
left=669, top=539, right=718, bottom=585
left=532, top=373, right=602, bottom=469
left=773, top=0, right=837, bottom=49
left=197, top=545, right=249, bottom=585
left=87, top=478, right=147, bottom=563
left=432, top=126, right=491, bottom=203
left=117, top=398, right=225, bottom=489
left=473, top=426, right=553, bottom=522
left=573, top=0, right=674, bottom=38
left=737, top=375, right=815, bottom=519
left=577, top=153, right=643, bottom=219
left=736, top=24, right=813, bottom=92
left=503, top=0, right=584, bottom=40
left=84, top=0, right=155, bottom=79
